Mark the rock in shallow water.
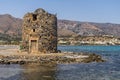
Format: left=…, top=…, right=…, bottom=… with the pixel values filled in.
left=0, top=53, right=105, bottom=65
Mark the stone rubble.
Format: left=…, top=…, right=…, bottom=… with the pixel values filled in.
left=0, top=53, right=105, bottom=65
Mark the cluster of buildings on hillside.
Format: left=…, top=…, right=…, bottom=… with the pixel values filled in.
left=58, top=36, right=120, bottom=45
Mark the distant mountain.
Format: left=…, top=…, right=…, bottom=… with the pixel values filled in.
left=0, top=14, right=22, bottom=38
left=0, top=14, right=120, bottom=41
left=58, top=20, right=120, bottom=37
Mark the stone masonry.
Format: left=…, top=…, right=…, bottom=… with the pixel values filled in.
left=22, top=8, right=57, bottom=53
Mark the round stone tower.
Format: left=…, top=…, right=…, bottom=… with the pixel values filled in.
left=22, top=8, right=57, bottom=53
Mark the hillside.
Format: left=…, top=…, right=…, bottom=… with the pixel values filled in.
left=0, top=14, right=22, bottom=41
left=0, top=14, right=120, bottom=41
left=58, top=20, right=120, bottom=37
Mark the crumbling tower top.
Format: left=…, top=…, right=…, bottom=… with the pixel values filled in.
left=34, top=8, right=46, bottom=14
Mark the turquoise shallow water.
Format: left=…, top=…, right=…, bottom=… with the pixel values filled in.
left=58, top=45, right=120, bottom=53
left=0, top=45, right=120, bottom=80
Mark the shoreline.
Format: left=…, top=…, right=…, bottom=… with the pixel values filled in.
left=58, top=44, right=120, bottom=46
left=0, top=45, right=105, bottom=65
left=0, top=52, right=105, bottom=65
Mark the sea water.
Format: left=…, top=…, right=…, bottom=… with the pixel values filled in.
left=0, top=45, right=120, bottom=80
left=56, top=45, right=120, bottom=80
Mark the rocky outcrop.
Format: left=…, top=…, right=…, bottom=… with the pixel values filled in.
left=0, top=53, right=105, bottom=65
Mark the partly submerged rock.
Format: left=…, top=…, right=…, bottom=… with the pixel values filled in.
left=0, top=52, right=105, bottom=65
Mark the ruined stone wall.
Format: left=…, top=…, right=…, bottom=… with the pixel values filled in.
left=22, top=8, right=57, bottom=53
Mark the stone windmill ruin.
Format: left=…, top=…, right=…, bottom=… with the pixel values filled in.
left=22, top=8, right=57, bottom=53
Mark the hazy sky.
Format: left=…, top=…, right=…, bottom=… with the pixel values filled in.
left=0, top=0, right=120, bottom=23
